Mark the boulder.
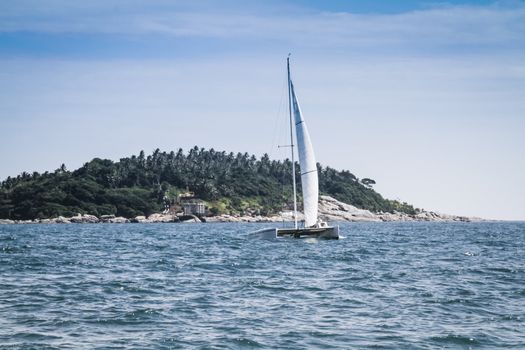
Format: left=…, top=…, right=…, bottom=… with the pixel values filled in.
left=205, top=215, right=240, bottom=222
left=108, top=216, right=129, bottom=223
left=82, top=214, right=100, bottom=223
left=69, top=214, right=100, bottom=224
left=131, top=215, right=151, bottom=223
left=54, top=216, right=71, bottom=224
left=0, top=219, right=15, bottom=224
left=179, top=215, right=202, bottom=223
left=69, top=214, right=83, bottom=223
left=100, top=215, right=116, bottom=223
left=147, top=213, right=178, bottom=223
left=317, top=195, right=381, bottom=222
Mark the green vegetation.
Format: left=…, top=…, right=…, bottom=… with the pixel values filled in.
left=0, top=147, right=417, bottom=220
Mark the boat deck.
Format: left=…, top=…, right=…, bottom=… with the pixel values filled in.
left=276, top=226, right=339, bottom=239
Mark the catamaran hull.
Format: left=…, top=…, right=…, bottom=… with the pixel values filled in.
left=250, top=226, right=339, bottom=240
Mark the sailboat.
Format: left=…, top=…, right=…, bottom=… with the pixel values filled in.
left=251, top=57, right=339, bottom=240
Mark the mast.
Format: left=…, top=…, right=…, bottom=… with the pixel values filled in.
left=287, top=55, right=298, bottom=229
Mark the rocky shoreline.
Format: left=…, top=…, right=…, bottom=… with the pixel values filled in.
left=0, top=196, right=482, bottom=225
left=0, top=213, right=203, bottom=225
left=205, top=196, right=482, bottom=223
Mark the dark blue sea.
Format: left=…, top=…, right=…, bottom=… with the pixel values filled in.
left=1, top=222, right=524, bottom=349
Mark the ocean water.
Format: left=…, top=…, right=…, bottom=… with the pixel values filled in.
left=0, top=222, right=524, bottom=349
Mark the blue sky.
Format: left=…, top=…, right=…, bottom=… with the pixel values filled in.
left=1, top=0, right=524, bottom=219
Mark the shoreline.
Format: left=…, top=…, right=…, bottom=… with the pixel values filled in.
left=0, top=196, right=484, bottom=225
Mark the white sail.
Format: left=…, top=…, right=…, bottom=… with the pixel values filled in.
left=247, top=58, right=339, bottom=240
left=291, top=82, right=318, bottom=227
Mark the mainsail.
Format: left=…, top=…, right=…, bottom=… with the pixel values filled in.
left=247, top=58, right=339, bottom=239
left=291, top=82, right=318, bottom=227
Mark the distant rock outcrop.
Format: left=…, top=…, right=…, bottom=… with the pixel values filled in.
left=318, top=195, right=380, bottom=222
left=204, top=195, right=482, bottom=223
left=70, top=214, right=100, bottom=224
left=147, top=213, right=179, bottom=223
left=319, top=195, right=480, bottom=222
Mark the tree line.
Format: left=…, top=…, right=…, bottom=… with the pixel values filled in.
left=0, top=147, right=417, bottom=220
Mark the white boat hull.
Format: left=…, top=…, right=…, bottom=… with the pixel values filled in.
left=250, top=226, right=339, bottom=240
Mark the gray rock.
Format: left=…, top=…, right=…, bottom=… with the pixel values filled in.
left=69, top=214, right=83, bottom=223
left=179, top=215, right=202, bottom=223
left=317, top=196, right=381, bottom=222
left=100, top=215, right=116, bottom=223
left=82, top=214, right=100, bottom=223
left=148, top=213, right=178, bottom=223
left=108, top=216, right=129, bottom=224
left=69, top=214, right=100, bottom=224
left=131, top=215, right=151, bottom=223
left=55, top=216, right=71, bottom=224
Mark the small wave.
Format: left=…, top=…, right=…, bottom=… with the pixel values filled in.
left=1, top=221, right=524, bottom=349
left=11, top=332, right=62, bottom=341
left=0, top=235, right=16, bottom=242
left=487, top=267, right=515, bottom=273
left=89, top=308, right=163, bottom=326
left=123, top=308, right=163, bottom=319
left=430, top=334, right=479, bottom=345
left=230, top=337, right=265, bottom=348
left=1, top=245, right=18, bottom=253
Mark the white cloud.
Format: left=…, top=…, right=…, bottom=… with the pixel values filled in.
left=1, top=1, right=524, bottom=51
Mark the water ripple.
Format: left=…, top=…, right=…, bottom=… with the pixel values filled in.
left=0, top=222, right=524, bottom=349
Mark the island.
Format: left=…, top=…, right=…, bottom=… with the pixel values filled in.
left=0, top=147, right=479, bottom=224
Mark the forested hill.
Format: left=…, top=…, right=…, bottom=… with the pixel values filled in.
left=0, top=147, right=417, bottom=220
